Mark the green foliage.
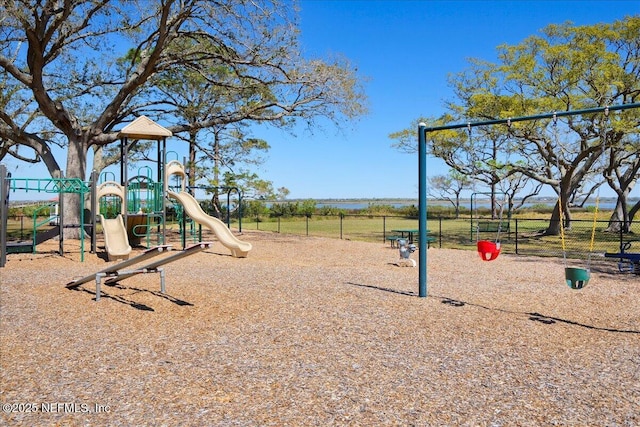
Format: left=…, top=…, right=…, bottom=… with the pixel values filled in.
left=270, top=202, right=301, bottom=218
left=317, top=205, right=345, bottom=216
left=390, top=16, right=640, bottom=233
left=298, top=199, right=317, bottom=216
left=522, top=203, right=556, bottom=213
left=237, top=197, right=605, bottom=221
left=243, top=200, right=269, bottom=219
left=425, top=204, right=465, bottom=218
left=7, top=206, right=24, bottom=217
left=243, top=200, right=471, bottom=219
left=360, top=204, right=398, bottom=215
left=396, top=204, right=418, bottom=217
left=100, top=201, right=122, bottom=219
left=8, top=204, right=53, bottom=217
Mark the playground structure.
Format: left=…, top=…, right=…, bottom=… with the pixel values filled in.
left=0, top=165, right=91, bottom=266
left=95, top=180, right=132, bottom=261
left=102, top=115, right=172, bottom=251
left=165, top=160, right=252, bottom=258
left=418, top=102, right=640, bottom=297
left=0, top=116, right=169, bottom=266
left=1, top=115, right=252, bottom=267
left=0, top=166, right=156, bottom=265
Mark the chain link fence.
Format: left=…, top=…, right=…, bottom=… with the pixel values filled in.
left=246, top=214, right=640, bottom=260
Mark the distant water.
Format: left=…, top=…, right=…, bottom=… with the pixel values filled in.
left=313, top=198, right=634, bottom=211
left=316, top=202, right=413, bottom=210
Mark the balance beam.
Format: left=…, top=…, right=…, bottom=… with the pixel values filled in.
left=92, top=242, right=211, bottom=301
left=103, top=242, right=212, bottom=286
left=66, top=245, right=172, bottom=289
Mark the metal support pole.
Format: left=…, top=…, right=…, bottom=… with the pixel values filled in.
left=181, top=211, right=186, bottom=250
left=58, top=171, right=64, bottom=256
left=122, top=138, right=128, bottom=228
left=383, top=216, right=386, bottom=243
left=515, top=219, right=519, bottom=255
left=90, top=170, right=98, bottom=254
left=225, top=189, right=232, bottom=228
left=95, top=273, right=105, bottom=302
left=0, top=164, right=8, bottom=268
left=418, top=123, right=428, bottom=297
left=160, top=137, right=166, bottom=244
left=238, top=190, right=243, bottom=232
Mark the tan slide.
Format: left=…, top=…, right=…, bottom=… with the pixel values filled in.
left=168, top=191, right=252, bottom=258
left=99, top=214, right=132, bottom=261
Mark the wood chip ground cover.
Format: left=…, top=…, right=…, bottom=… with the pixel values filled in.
left=1, top=230, right=638, bottom=426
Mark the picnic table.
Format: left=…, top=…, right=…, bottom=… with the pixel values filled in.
left=391, top=228, right=420, bottom=243
left=388, top=229, right=437, bottom=248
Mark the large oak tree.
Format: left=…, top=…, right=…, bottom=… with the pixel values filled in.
left=0, top=0, right=367, bottom=237
left=391, top=17, right=640, bottom=234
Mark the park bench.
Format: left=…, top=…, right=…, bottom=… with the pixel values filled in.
left=387, top=235, right=402, bottom=247
left=419, top=235, right=437, bottom=248
left=477, top=220, right=510, bottom=233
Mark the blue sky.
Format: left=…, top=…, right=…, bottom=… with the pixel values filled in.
left=256, top=0, right=640, bottom=200
left=4, top=1, right=639, bottom=201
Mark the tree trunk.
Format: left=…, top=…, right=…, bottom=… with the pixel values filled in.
left=490, top=183, right=497, bottom=219
left=544, top=198, right=572, bottom=236
left=605, top=198, right=629, bottom=233
left=61, top=136, right=88, bottom=239
left=91, top=145, right=109, bottom=178
left=188, top=132, right=197, bottom=195
left=210, top=129, right=222, bottom=218
left=211, top=191, right=222, bottom=219
left=629, top=200, right=640, bottom=226
left=544, top=201, right=562, bottom=236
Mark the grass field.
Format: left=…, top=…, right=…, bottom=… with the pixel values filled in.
left=242, top=212, right=639, bottom=257
left=5, top=210, right=640, bottom=259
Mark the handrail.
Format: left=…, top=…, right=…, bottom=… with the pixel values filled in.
left=9, top=177, right=90, bottom=194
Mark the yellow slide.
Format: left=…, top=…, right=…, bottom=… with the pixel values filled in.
left=99, top=214, right=132, bottom=261
left=168, top=191, right=252, bottom=258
